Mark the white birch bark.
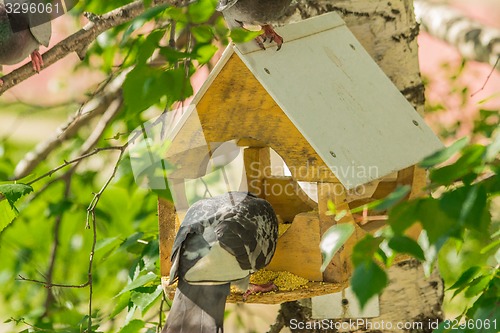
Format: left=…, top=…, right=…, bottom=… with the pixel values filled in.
left=414, top=0, right=500, bottom=70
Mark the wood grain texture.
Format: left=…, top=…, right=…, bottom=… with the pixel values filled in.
left=166, top=53, right=339, bottom=183
left=162, top=277, right=343, bottom=305
left=158, top=198, right=176, bottom=276
left=243, top=147, right=270, bottom=197
left=266, top=212, right=323, bottom=281
left=262, top=176, right=316, bottom=223
left=317, top=182, right=365, bottom=283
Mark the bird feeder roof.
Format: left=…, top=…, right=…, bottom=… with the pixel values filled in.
left=172, top=11, right=443, bottom=189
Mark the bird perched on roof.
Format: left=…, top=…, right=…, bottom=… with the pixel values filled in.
left=217, top=0, right=293, bottom=50
left=0, top=0, right=51, bottom=84
left=163, top=192, right=278, bottom=333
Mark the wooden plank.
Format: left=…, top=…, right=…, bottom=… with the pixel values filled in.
left=266, top=212, right=323, bottom=281
left=165, top=52, right=340, bottom=182
left=162, top=277, right=343, bottom=304
left=243, top=147, right=270, bottom=197
left=262, top=176, right=316, bottom=222
left=235, top=12, right=443, bottom=189
left=317, top=183, right=364, bottom=283
left=158, top=198, right=176, bottom=276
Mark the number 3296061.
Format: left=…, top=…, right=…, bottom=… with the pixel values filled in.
left=5, top=1, right=61, bottom=15
left=443, top=319, right=497, bottom=330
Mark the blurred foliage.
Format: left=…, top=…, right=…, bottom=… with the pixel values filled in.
left=339, top=130, right=499, bottom=331
left=343, top=104, right=500, bottom=332
left=322, top=56, right=500, bottom=330
left=0, top=0, right=245, bottom=331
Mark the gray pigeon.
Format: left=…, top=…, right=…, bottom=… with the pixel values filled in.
left=217, top=0, right=293, bottom=50
left=163, top=192, right=278, bottom=333
left=0, top=0, right=51, bottom=81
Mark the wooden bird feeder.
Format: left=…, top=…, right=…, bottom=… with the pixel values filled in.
left=157, top=12, right=443, bottom=305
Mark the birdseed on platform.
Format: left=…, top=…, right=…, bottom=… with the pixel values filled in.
left=250, top=269, right=309, bottom=291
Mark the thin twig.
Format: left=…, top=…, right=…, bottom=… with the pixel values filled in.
left=17, top=275, right=90, bottom=289
left=85, top=145, right=126, bottom=331
left=13, top=73, right=124, bottom=179
left=24, top=146, right=123, bottom=186
left=42, top=173, right=73, bottom=317
left=471, top=55, right=500, bottom=97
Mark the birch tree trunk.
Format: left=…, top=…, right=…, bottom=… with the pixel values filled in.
left=414, top=0, right=500, bottom=70
left=273, top=1, right=445, bottom=332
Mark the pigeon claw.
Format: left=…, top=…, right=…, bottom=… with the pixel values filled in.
left=242, top=282, right=278, bottom=301
left=30, top=50, right=44, bottom=73
left=261, top=25, right=284, bottom=51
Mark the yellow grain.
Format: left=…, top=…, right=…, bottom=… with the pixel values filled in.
left=250, top=269, right=309, bottom=291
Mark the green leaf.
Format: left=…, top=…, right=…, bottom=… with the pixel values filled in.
left=230, top=28, right=262, bottom=43
left=118, top=319, right=145, bottom=333
left=0, top=200, right=17, bottom=233
left=46, top=199, right=73, bottom=218
left=351, top=260, right=387, bottom=309
left=95, top=236, right=121, bottom=252
left=165, top=7, right=188, bottom=23
left=418, top=198, right=457, bottom=243
left=464, top=275, right=493, bottom=298
left=470, top=296, right=500, bottom=333
left=130, top=285, right=163, bottom=315
left=440, top=185, right=490, bottom=232
left=430, top=144, right=486, bottom=185
left=481, top=239, right=500, bottom=254
left=123, top=66, right=193, bottom=114
left=117, top=272, right=158, bottom=296
left=351, top=186, right=410, bottom=215
left=319, top=223, right=355, bottom=272
left=373, top=185, right=411, bottom=212
left=111, top=292, right=132, bottom=318
left=137, top=29, right=167, bottom=64
left=327, top=200, right=336, bottom=214
left=420, top=137, right=469, bottom=168
left=351, top=235, right=383, bottom=266
left=188, top=0, right=216, bottom=24
left=387, top=200, right=419, bottom=234
left=123, top=66, right=168, bottom=114
left=485, top=129, right=500, bottom=162
left=121, top=6, right=168, bottom=46
left=0, top=183, right=33, bottom=210
left=195, top=44, right=218, bottom=64
left=388, top=235, right=425, bottom=260
left=448, top=266, right=481, bottom=291
left=191, top=25, right=214, bottom=43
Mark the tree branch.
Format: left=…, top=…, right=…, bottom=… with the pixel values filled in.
left=12, top=73, right=124, bottom=180
left=42, top=173, right=73, bottom=317
left=17, top=274, right=90, bottom=289
left=0, top=0, right=173, bottom=95
left=414, top=0, right=500, bottom=70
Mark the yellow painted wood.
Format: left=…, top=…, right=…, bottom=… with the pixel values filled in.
left=243, top=147, right=270, bottom=197
left=165, top=53, right=339, bottom=183
left=262, top=176, right=316, bottom=223
left=162, top=277, right=342, bottom=304
left=317, top=182, right=365, bottom=283
left=266, top=212, right=323, bottom=281
left=158, top=198, right=176, bottom=277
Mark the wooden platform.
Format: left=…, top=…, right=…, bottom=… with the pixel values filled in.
left=161, top=278, right=343, bottom=305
